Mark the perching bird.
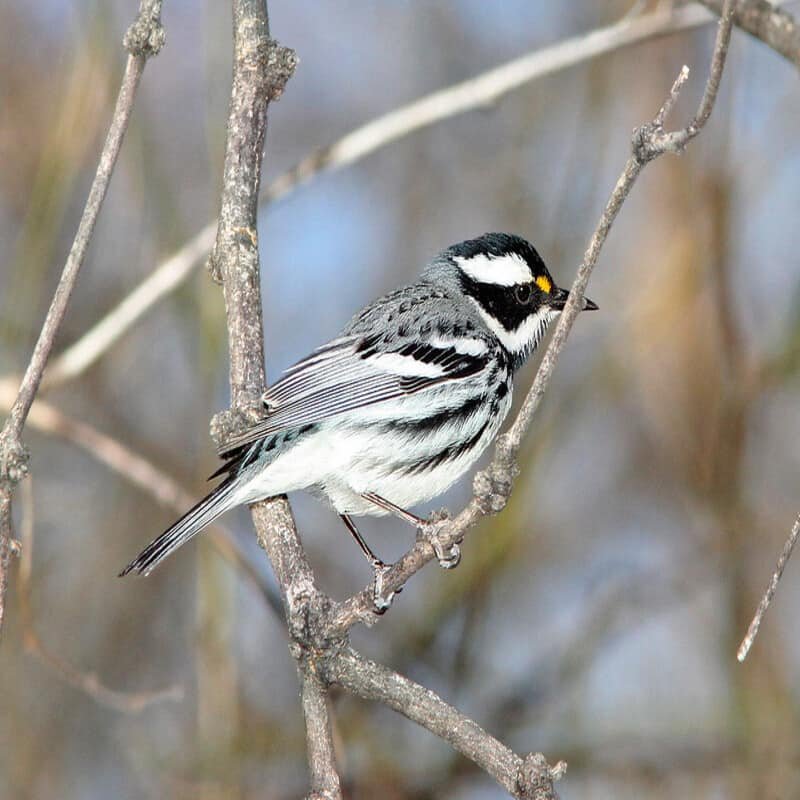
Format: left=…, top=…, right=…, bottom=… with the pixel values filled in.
left=120, top=233, right=596, bottom=607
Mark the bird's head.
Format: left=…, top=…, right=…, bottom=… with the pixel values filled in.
left=425, top=232, right=597, bottom=368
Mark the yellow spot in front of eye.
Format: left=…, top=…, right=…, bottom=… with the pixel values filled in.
left=535, top=275, right=552, bottom=294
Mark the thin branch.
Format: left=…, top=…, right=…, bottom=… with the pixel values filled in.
left=324, top=648, right=566, bottom=800
left=0, top=3, right=163, bottom=445
left=327, top=0, right=738, bottom=637
left=0, top=0, right=165, bottom=636
left=209, top=1, right=736, bottom=792
left=299, top=664, right=342, bottom=800
left=16, top=479, right=182, bottom=713
left=34, top=3, right=723, bottom=394
left=262, top=4, right=716, bottom=203
left=41, top=224, right=216, bottom=391
left=0, top=384, right=279, bottom=614
left=210, top=1, right=344, bottom=797
left=699, top=0, right=800, bottom=67
left=737, top=512, right=800, bottom=662
left=43, top=0, right=797, bottom=394
left=209, top=0, right=303, bottom=606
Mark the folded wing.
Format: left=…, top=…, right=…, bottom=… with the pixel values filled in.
left=217, top=335, right=489, bottom=457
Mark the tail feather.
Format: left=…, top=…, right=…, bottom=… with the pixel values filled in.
left=119, top=480, right=238, bottom=577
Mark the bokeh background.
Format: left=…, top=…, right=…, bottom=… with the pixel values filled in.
left=2, top=1, right=800, bottom=798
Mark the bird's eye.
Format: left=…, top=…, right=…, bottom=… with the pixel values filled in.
left=515, top=284, right=532, bottom=305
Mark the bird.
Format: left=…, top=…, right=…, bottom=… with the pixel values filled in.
left=120, top=232, right=597, bottom=608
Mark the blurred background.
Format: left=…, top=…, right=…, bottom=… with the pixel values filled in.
left=2, top=1, right=800, bottom=798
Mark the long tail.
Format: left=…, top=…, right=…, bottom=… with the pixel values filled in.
left=119, top=480, right=239, bottom=577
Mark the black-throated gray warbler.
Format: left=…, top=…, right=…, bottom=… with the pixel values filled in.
left=121, top=233, right=596, bottom=607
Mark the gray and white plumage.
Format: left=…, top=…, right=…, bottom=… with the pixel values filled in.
left=121, top=233, right=596, bottom=577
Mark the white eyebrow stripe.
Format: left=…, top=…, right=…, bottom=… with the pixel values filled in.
left=427, top=336, right=488, bottom=356
left=454, top=253, right=531, bottom=287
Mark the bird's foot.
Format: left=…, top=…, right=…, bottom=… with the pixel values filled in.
left=372, top=561, right=402, bottom=614
left=433, top=539, right=461, bottom=569
left=417, top=509, right=461, bottom=570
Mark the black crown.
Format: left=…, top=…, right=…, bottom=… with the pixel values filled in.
left=444, top=232, right=546, bottom=273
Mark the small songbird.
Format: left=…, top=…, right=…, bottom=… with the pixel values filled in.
left=120, top=233, right=596, bottom=607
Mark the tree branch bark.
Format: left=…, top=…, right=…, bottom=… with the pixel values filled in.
left=699, top=0, right=800, bottom=67
left=737, top=511, right=800, bottom=661
left=324, top=648, right=566, bottom=799
left=25, top=3, right=727, bottom=395
left=209, top=0, right=343, bottom=795
left=299, top=664, right=342, bottom=800
left=326, top=0, right=737, bottom=638
left=189, top=0, right=739, bottom=795
left=0, top=0, right=165, bottom=636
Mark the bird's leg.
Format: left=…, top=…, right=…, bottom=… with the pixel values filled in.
left=361, top=491, right=426, bottom=526
left=340, top=512, right=386, bottom=569
left=361, top=492, right=461, bottom=570
left=339, top=513, right=397, bottom=613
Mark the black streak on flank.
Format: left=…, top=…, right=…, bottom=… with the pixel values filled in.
left=378, top=393, right=486, bottom=438
left=399, top=415, right=492, bottom=476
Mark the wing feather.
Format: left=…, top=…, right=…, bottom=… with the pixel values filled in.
left=217, top=336, right=489, bottom=457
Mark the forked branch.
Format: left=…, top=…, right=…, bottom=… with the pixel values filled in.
left=0, top=0, right=165, bottom=635
left=31, top=2, right=741, bottom=396
left=215, top=1, right=738, bottom=798
left=324, top=648, right=566, bottom=799
left=328, top=0, right=737, bottom=637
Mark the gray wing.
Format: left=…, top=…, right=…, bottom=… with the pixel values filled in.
left=217, top=331, right=490, bottom=457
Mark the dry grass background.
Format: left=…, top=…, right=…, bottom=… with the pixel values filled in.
left=1, top=2, right=800, bottom=798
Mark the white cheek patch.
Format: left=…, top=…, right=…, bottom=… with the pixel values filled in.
left=472, top=303, right=558, bottom=355
left=455, top=253, right=531, bottom=287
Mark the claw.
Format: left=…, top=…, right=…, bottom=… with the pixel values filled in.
left=372, top=563, right=399, bottom=614
left=432, top=539, right=461, bottom=570
left=416, top=510, right=461, bottom=570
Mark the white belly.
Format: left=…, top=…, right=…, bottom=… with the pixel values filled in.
left=232, top=397, right=508, bottom=517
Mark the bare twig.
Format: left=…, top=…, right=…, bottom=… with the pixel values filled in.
left=0, top=0, right=165, bottom=636
left=34, top=3, right=725, bottom=394
left=262, top=4, right=715, bottom=203
left=0, top=384, right=279, bottom=613
left=16, top=479, right=182, bottom=713
left=40, top=0, right=798, bottom=394
left=324, top=648, right=566, bottom=799
left=737, top=512, right=800, bottom=662
left=208, top=0, right=345, bottom=796
left=327, top=0, right=737, bottom=637
left=41, top=224, right=215, bottom=390
left=204, top=0, right=738, bottom=795
left=700, top=0, right=800, bottom=67
left=298, top=664, right=341, bottom=800
left=208, top=0, right=294, bottom=405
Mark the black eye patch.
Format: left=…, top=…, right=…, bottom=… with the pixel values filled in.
left=458, top=274, right=538, bottom=332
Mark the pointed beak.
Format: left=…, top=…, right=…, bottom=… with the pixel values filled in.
left=551, top=287, right=598, bottom=311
